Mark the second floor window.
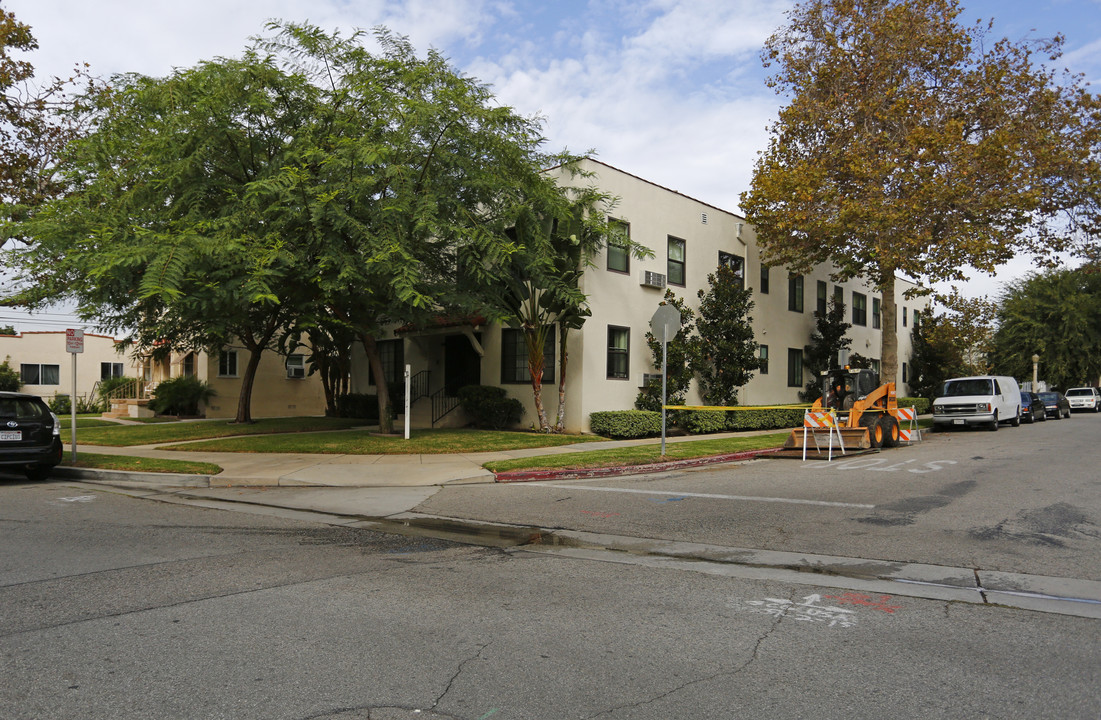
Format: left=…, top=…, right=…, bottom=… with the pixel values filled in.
left=667, top=236, right=686, bottom=286
left=816, top=280, right=827, bottom=316
left=607, top=218, right=630, bottom=273
left=872, top=298, right=881, bottom=329
left=760, top=264, right=770, bottom=294
left=788, top=274, right=804, bottom=313
left=853, top=292, right=867, bottom=326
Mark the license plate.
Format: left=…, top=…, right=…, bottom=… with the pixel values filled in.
left=953, top=419, right=965, bottom=425
left=0, top=431, right=22, bottom=441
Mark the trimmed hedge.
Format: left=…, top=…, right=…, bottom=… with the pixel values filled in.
left=898, top=397, right=930, bottom=414
left=679, top=409, right=727, bottom=434
left=589, top=410, right=662, bottom=438
left=458, top=385, right=523, bottom=430
left=334, top=393, right=394, bottom=421
left=726, top=407, right=806, bottom=431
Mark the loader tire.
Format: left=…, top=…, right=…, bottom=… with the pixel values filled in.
left=879, top=415, right=900, bottom=448
left=861, top=414, right=884, bottom=448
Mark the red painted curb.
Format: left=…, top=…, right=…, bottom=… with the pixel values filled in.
left=493, top=446, right=785, bottom=483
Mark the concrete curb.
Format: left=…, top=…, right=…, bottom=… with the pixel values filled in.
left=492, top=446, right=784, bottom=483
left=52, top=465, right=214, bottom=487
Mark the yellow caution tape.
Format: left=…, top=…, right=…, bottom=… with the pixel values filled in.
left=664, top=404, right=813, bottom=411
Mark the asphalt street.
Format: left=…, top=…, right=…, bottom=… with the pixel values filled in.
left=2, top=478, right=1099, bottom=720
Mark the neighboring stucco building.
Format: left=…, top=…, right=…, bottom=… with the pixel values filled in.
left=0, top=330, right=133, bottom=402
left=133, top=345, right=327, bottom=419
left=350, top=159, right=929, bottom=433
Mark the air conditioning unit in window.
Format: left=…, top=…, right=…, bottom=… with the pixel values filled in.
left=637, top=373, right=664, bottom=388
left=639, top=270, right=666, bottom=289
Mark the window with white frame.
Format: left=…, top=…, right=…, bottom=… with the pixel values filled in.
left=100, top=362, right=124, bottom=380
left=218, top=350, right=238, bottom=377
left=607, top=326, right=630, bottom=379
left=20, top=364, right=60, bottom=385
left=286, top=354, right=305, bottom=379
left=607, top=218, right=630, bottom=273
left=667, top=236, right=686, bottom=286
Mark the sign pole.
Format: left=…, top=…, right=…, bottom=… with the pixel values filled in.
left=404, top=364, right=411, bottom=440
left=660, top=325, right=668, bottom=457
left=65, top=328, right=84, bottom=463
left=71, top=353, right=77, bottom=462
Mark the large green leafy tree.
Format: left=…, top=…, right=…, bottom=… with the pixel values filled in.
left=266, top=24, right=563, bottom=433
left=0, top=7, right=96, bottom=241
left=741, top=0, right=1100, bottom=387
left=7, top=52, right=316, bottom=423
left=693, top=265, right=762, bottom=406
left=800, top=296, right=852, bottom=401
left=992, top=267, right=1101, bottom=390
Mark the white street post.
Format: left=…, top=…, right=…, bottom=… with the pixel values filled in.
left=404, top=364, right=411, bottom=440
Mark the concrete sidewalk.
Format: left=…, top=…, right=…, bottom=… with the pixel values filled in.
left=62, top=429, right=785, bottom=488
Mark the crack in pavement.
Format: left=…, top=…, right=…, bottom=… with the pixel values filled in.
left=431, top=641, right=492, bottom=712
left=582, top=589, right=791, bottom=719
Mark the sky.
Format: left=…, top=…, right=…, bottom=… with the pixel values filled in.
left=3, top=0, right=1100, bottom=332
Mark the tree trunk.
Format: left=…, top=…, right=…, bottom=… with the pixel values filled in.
left=555, top=326, right=569, bottom=433
left=880, top=271, right=899, bottom=387
left=234, top=347, right=264, bottom=424
left=525, top=328, right=549, bottom=432
left=361, top=333, right=393, bottom=434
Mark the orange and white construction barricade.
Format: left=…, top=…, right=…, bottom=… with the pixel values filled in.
left=896, top=406, right=922, bottom=444
left=802, top=409, right=844, bottom=461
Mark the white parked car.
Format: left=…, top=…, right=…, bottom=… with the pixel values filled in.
left=1064, top=387, right=1101, bottom=412
left=932, top=375, right=1021, bottom=431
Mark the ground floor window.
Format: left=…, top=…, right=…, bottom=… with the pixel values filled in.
left=20, top=364, right=59, bottom=385
left=501, top=329, right=555, bottom=384
left=286, top=354, right=305, bottom=379
left=787, top=349, right=803, bottom=388
left=759, top=345, right=769, bottom=375
left=100, top=362, right=124, bottom=380
left=218, top=350, right=238, bottom=377
left=607, top=326, right=630, bottom=379
left=368, top=339, right=405, bottom=386
left=181, top=353, right=196, bottom=377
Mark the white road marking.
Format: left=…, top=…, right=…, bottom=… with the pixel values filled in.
left=530, top=483, right=875, bottom=509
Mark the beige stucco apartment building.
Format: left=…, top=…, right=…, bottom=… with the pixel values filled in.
left=0, top=330, right=325, bottom=419
left=0, top=330, right=132, bottom=402
left=352, top=159, right=929, bottom=433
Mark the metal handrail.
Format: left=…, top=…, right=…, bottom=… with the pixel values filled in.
left=410, top=370, right=431, bottom=403
left=430, top=388, right=461, bottom=427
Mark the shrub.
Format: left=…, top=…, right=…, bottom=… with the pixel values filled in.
left=680, top=409, right=727, bottom=435
left=0, top=358, right=21, bottom=391
left=457, top=385, right=523, bottom=430
left=725, top=407, right=806, bottom=431
left=898, top=397, right=930, bottom=414
left=148, top=376, right=215, bottom=416
left=334, top=393, right=397, bottom=421
left=49, top=393, right=71, bottom=414
left=589, top=410, right=662, bottom=438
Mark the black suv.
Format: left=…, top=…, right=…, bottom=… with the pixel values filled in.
left=0, top=392, right=63, bottom=480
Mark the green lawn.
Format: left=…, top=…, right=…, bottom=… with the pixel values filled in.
left=165, top=428, right=603, bottom=454
left=61, top=452, right=222, bottom=475
left=484, top=432, right=792, bottom=473
left=72, top=416, right=367, bottom=446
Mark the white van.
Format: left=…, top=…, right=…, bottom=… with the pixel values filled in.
left=932, top=375, right=1021, bottom=431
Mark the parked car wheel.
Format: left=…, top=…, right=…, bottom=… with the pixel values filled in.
left=1010, top=408, right=1020, bottom=427
left=25, top=465, right=51, bottom=482
left=989, top=410, right=999, bottom=431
